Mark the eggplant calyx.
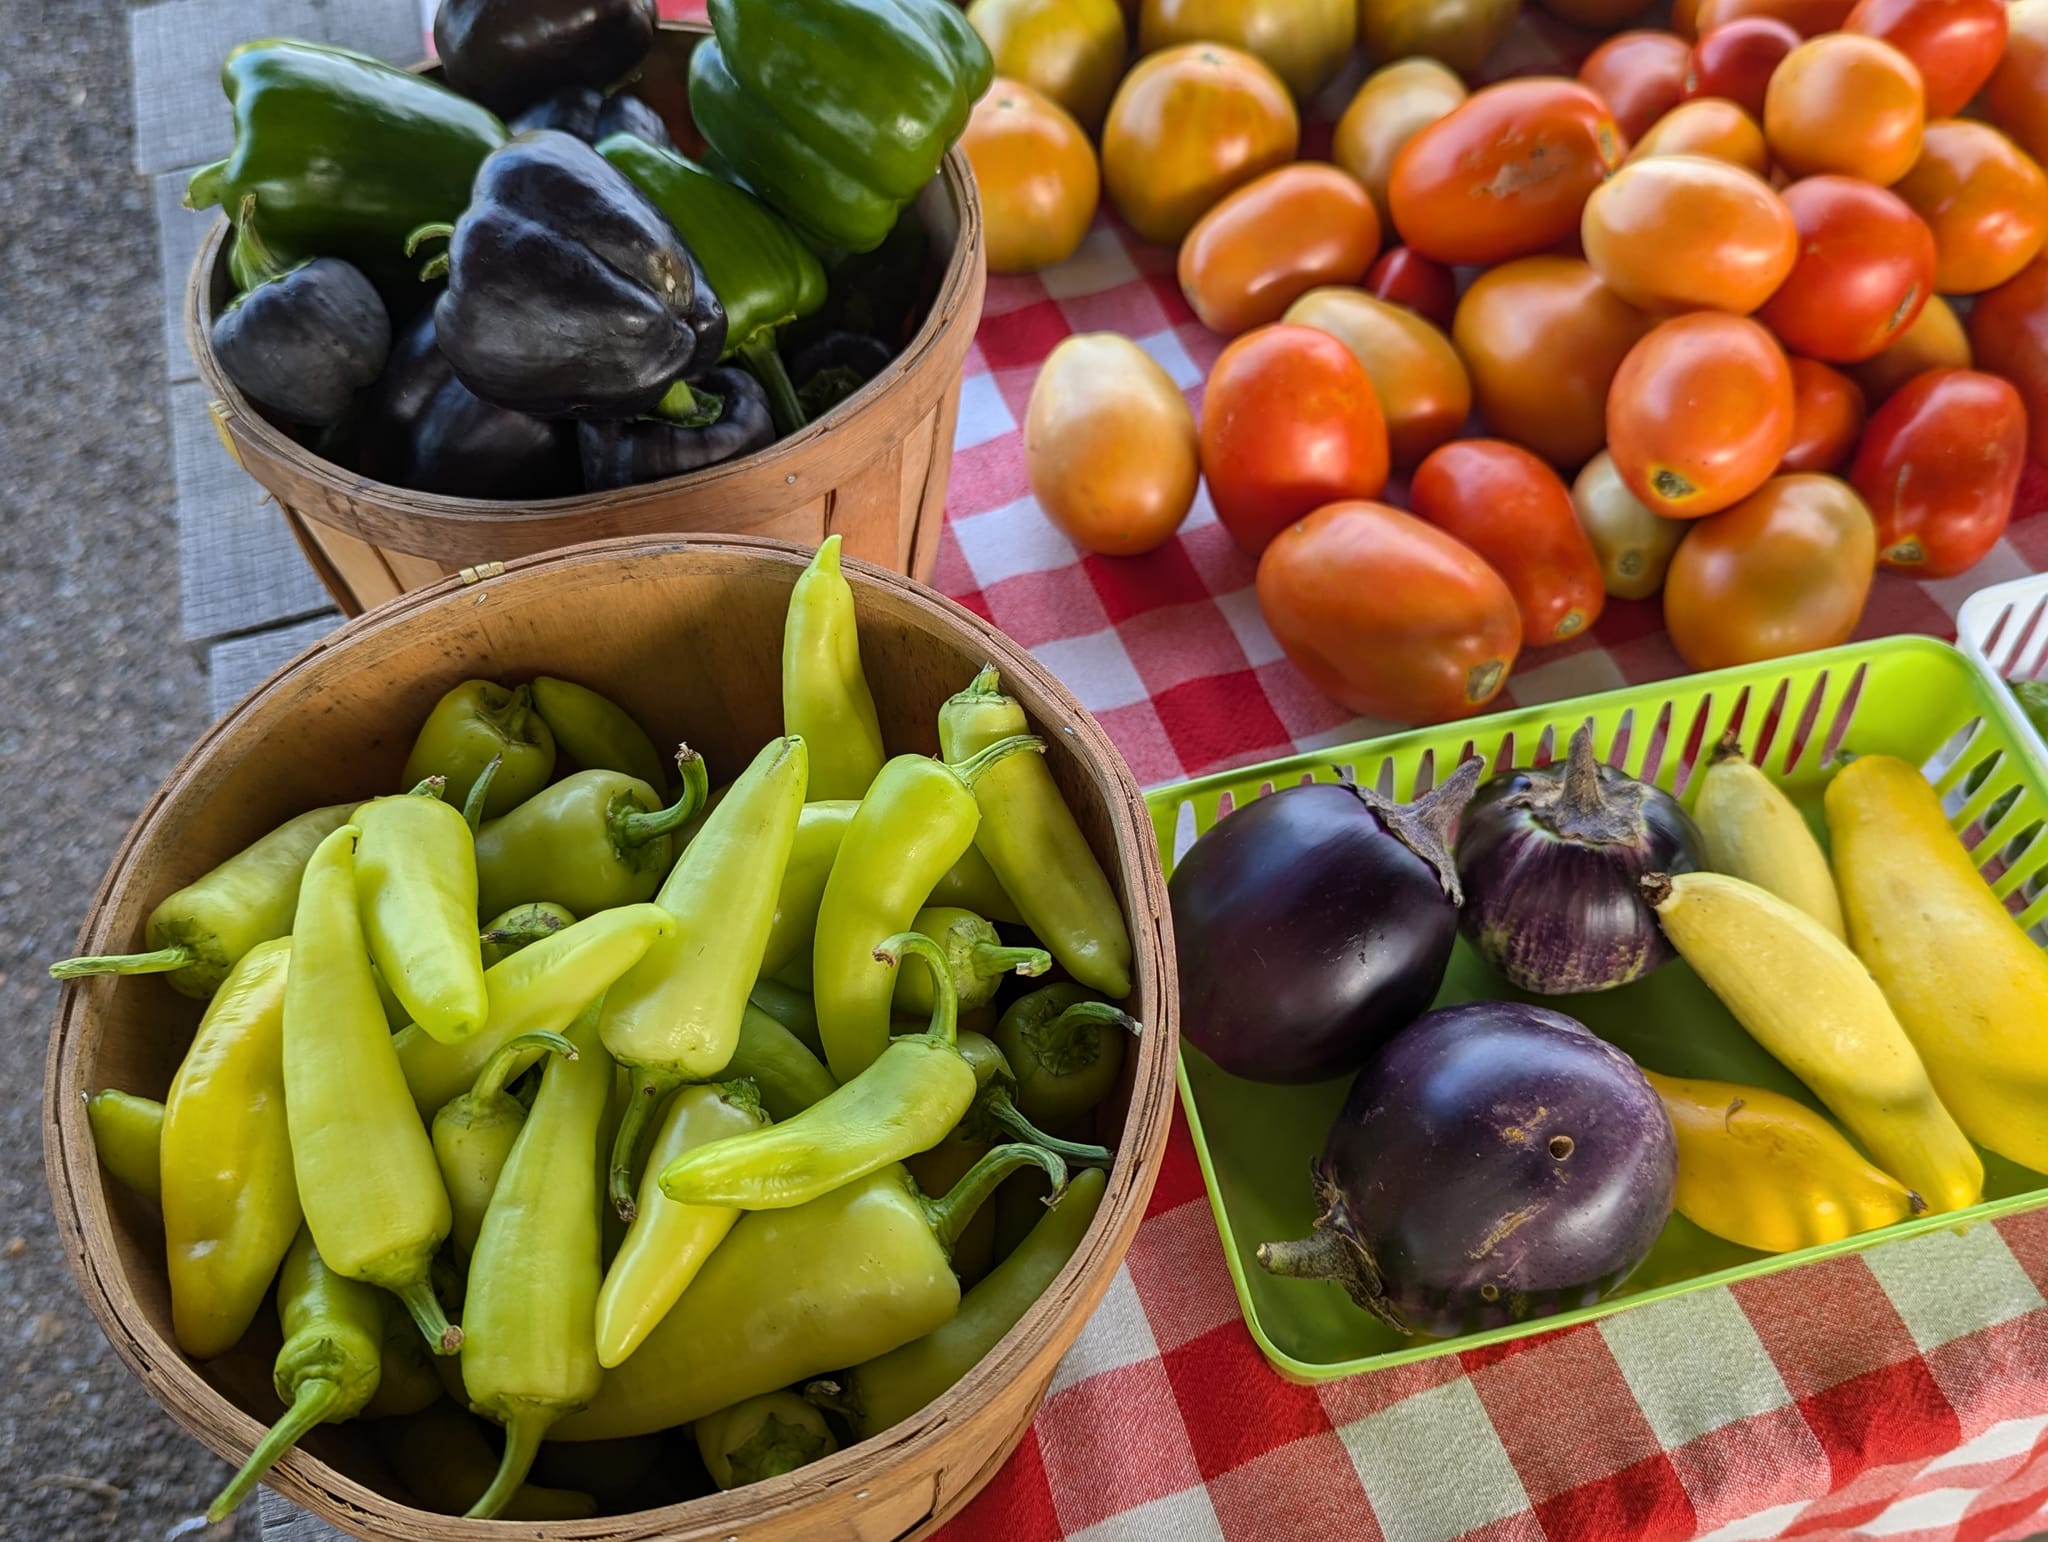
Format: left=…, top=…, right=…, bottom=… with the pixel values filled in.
left=1516, top=725, right=1646, bottom=846
left=1353, top=755, right=1483, bottom=906
left=1254, top=1172, right=1407, bottom=1331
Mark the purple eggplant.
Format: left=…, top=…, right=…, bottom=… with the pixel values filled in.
left=1258, top=1001, right=1676, bottom=1337
left=1456, top=725, right=1703, bottom=996
left=1168, top=761, right=1482, bottom=1085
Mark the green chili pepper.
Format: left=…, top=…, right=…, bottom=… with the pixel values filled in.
left=432, top=1030, right=579, bottom=1260
left=596, top=1081, right=767, bottom=1368
left=554, top=1141, right=1067, bottom=1441
left=603, top=737, right=808, bottom=1217
left=897, top=906, right=1049, bottom=1015
left=479, top=901, right=577, bottom=968
left=940, top=667, right=1133, bottom=998
left=402, top=681, right=557, bottom=820
left=397, top=902, right=675, bottom=1117
left=932, top=840, right=1027, bottom=927
left=474, top=752, right=707, bottom=919
left=776, top=954, right=815, bottom=992
left=783, top=537, right=885, bottom=802
left=204, top=1230, right=384, bottom=1523
left=284, top=826, right=459, bottom=1356
left=995, top=983, right=1141, bottom=1128
left=818, top=1166, right=1107, bottom=1440
left=163, top=937, right=301, bottom=1360
left=812, top=739, right=1044, bottom=1084
left=905, top=1134, right=994, bottom=1286
left=355, top=785, right=488, bottom=1046
left=49, top=804, right=353, bottom=997
left=747, top=977, right=825, bottom=1057
left=362, top=1293, right=443, bottom=1421
left=955, top=1030, right=1112, bottom=1167
left=530, top=675, right=669, bottom=793
left=372, top=1403, right=597, bottom=1520
left=460, top=1005, right=611, bottom=1519
left=730, top=1005, right=839, bottom=1121
left=697, top=1391, right=839, bottom=1490
left=84, top=1091, right=162, bottom=1204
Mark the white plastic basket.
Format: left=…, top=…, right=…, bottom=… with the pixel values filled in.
left=1960, top=574, right=2048, bottom=689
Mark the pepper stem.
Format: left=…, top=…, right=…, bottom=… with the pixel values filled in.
left=396, top=1278, right=463, bottom=1356
left=949, top=734, right=1046, bottom=788
left=49, top=945, right=195, bottom=981
left=609, top=1069, right=682, bottom=1221
left=969, top=942, right=1051, bottom=982
left=184, top=158, right=226, bottom=211
left=466, top=1406, right=551, bottom=1521
left=653, top=376, right=712, bottom=425
left=984, top=1091, right=1111, bottom=1167
left=875, top=932, right=959, bottom=1048
left=403, top=221, right=456, bottom=258
left=471, top=1030, right=578, bottom=1105
left=462, top=754, right=503, bottom=834
left=611, top=746, right=708, bottom=851
left=407, top=775, right=448, bottom=800
left=229, top=194, right=289, bottom=288
left=204, top=1377, right=344, bottom=1522
left=1029, top=1001, right=1142, bottom=1078
left=923, top=1143, right=1069, bottom=1257
left=967, top=664, right=1004, bottom=698
left=741, top=335, right=809, bottom=438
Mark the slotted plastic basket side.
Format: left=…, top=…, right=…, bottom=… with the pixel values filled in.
left=1146, top=636, right=2048, bottom=1385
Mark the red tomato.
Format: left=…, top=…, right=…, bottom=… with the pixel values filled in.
left=1782, top=358, right=1868, bottom=473
left=1755, top=177, right=1936, bottom=363
left=1256, top=501, right=1523, bottom=724
left=1608, top=313, right=1796, bottom=518
left=1989, top=0, right=2048, bottom=166
left=1845, top=0, right=2007, bottom=119
left=1200, top=325, right=1391, bottom=557
left=1695, top=0, right=1857, bottom=34
left=1969, top=257, right=2048, bottom=463
left=1766, top=34, right=1926, bottom=186
left=1892, top=120, right=2048, bottom=296
left=1388, top=80, right=1625, bottom=267
left=1179, top=165, right=1383, bottom=336
left=1365, top=247, right=1459, bottom=332
left=1686, top=17, right=1803, bottom=119
left=1581, top=155, right=1796, bottom=316
left=1409, top=440, right=1607, bottom=646
left=1850, top=369, right=2028, bottom=577
left=1579, top=32, right=1692, bottom=143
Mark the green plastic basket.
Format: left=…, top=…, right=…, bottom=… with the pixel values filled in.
left=1145, top=636, right=2048, bottom=1384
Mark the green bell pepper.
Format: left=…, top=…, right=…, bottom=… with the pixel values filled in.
left=598, top=134, right=827, bottom=435
left=687, top=0, right=993, bottom=255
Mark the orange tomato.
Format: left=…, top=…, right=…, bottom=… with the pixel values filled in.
left=1989, top=0, right=2048, bottom=166
left=1366, top=247, right=1460, bottom=332
left=1685, top=16, right=1803, bottom=119
left=1850, top=368, right=2027, bottom=577
left=961, top=81, right=1102, bottom=275
left=1580, top=32, right=1692, bottom=143
left=1454, top=257, right=1653, bottom=469
left=1180, top=166, right=1382, bottom=336
left=1845, top=0, right=2007, bottom=119
left=1781, top=358, right=1868, bottom=473
left=1627, top=100, right=1770, bottom=174
left=1256, top=501, right=1523, bottom=724
left=1608, top=313, right=1796, bottom=517
left=1362, top=0, right=1521, bottom=77
left=1848, top=294, right=1972, bottom=403
left=1139, top=0, right=1358, bottom=100
left=1388, top=80, right=1625, bottom=268
left=1101, top=44, right=1300, bottom=246
left=1892, top=120, right=2048, bottom=295
left=1755, top=176, right=1935, bottom=362
left=1334, top=59, right=1469, bottom=227
left=1026, top=334, right=1200, bottom=556
left=1582, top=156, right=1795, bottom=315
left=966, top=0, right=1129, bottom=133
left=1284, top=287, right=1473, bottom=469
left=1694, top=0, right=1857, bottom=33
left=1664, top=474, right=1878, bottom=671
left=1967, top=257, right=2048, bottom=463
left=1765, top=34, right=1926, bottom=185
left=1410, top=440, right=1607, bottom=646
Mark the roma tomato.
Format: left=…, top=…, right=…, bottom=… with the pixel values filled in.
left=1664, top=475, right=1878, bottom=670
left=1102, top=44, right=1299, bottom=246
left=1366, top=247, right=1459, bottom=332
left=1026, top=334, right=1200, bottom=556
left=1572, top=451, right=1689, bottom=601
left=1582, top=156, right=1795, bottom=315
left=1454, top=257, right=1652, bottom=469
left=1755, top=177, right=1935, bottom=363
left=1782, top=358, right=1868, bottom=473
left=1334, top=59, right=1469, bottom=227
left=1361, top=0, right=1520, bottom=77
left=1140, top=0, right=1358, bottom=101
left=1256, top=501, right=1523, bottom=725
left=966, top=0, right=1129, bottom=133
left=1627, top=101, right=1770, bottom=174
left=1608, top=313, right=1795, bottom=517
left=1969, top=258, right=2048, bottom=463
left=1388, top=80, right=1625, bottom=268
left=1845, top=0, right=2006, bottom=119
left=1851, top=369, right=2028, bottom=577
left=1579, top=32, right=1692, bottom=143
left=1200, top=325, right=1390, bottom=557
left=1410, top=441, right=1607, bottom=645
left=1765, top=34, right=1926, bottom=185
left=1892, top=121, right=2048, bottom=296
left=1694, top=0, right=1857, bottom=34
left=1685, top=17, right=1802, bottom=119
left=961, top=81, right=1102, bottom=275
left=1989, top=0, right=2048, bottom=167
left=1180, top=166, right=1381, bottom=336
left=1284, top=288, right=1472, bottom=469
left=1849, top=294, right=1972, bottom=403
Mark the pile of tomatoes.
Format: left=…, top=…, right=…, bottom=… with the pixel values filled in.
left=958, top=0, right=2048, bottom=727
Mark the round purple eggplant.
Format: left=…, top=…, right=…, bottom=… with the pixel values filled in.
left=1168, top=760, right=1482, bottom=1084
left=1258, top=1001, right=1676, bottom=1337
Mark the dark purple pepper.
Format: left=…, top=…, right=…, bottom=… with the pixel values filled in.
left=434, top=0, right=659, bottom=118
left=576, top=365, right=776, bottom=490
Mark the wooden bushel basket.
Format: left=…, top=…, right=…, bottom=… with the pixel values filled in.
left=186, top=24, right=988, bottom=618
left=45, top=537, right=1176, bottom=1542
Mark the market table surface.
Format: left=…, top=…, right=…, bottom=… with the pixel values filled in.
left=116, top=3, right=2048, bottom=1540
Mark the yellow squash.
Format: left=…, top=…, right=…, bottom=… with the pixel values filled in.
left=1829, top=755, right=2048, bottom=1174
left=1644, top=1070, right=1923, bottom=1253
left=1694, top=738, right=1847, bottom=939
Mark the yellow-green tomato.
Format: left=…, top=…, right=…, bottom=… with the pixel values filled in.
left=1360, top=0, right=1519, bottom=76
left=968, top=0, right=1129, bottom=133
left=1571, top=451, right=1689, bottom=601
left=1334, top=58, right=1468, bottom=227
left=1026, top=334, right=1200, bottom=556
left=1140, top=0, right=1358, bottom=101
